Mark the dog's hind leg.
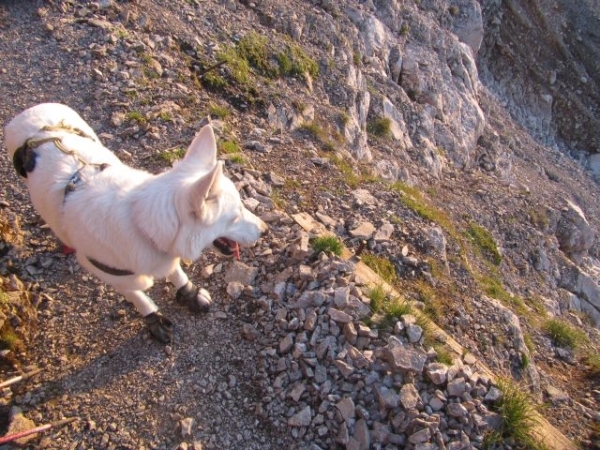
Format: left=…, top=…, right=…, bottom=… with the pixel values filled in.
left=167, top=264, right=212, bottom=313
left=121, top=289, right=173, bottom=343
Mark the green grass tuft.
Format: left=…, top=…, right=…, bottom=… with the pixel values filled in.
left=237, top=31, right=278, bottom=78
left=311, top=235, right=343, bottom=256
left=0, top=328, right=19, bottom=351
left=218, top=140, right=240, bottom=155
left=277, top=42, right=319, bottom=78
left=208, top=103, right=229, bottom=120
left=584, top=353, right=600, bottom=379
left=489, top=378, right=541, bottom=448
left=465, top=223, right=502, bottom=266
left=362, top=254, right=398, bottom=285
left=433, top=343, right=454, bottom=365
left=157, top=147, right=186, bottom=165
left=390, top=182, right=458, bottom=238
left=543, top=318, right=588, bottom=349
left=126, top=111, right=147, bottom=124
left=367, top=117, right=392, bottom=138
left=366, top=285, right=411, bottom=326
left=366, top=285, right=387, bottom=313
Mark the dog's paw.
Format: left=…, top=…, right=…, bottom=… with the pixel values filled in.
left=176, top=281, right=211, bottom=313
left=144, top=312, right=173, bottom=343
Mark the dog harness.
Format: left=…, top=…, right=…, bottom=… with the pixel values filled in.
left=14, top=122, right=135, bottom=277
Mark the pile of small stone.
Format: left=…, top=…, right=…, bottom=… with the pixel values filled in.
left=225, top=239, right=512, bottom=450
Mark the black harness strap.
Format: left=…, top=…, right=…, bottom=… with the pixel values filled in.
left=87, top=257, right=135, bottom=276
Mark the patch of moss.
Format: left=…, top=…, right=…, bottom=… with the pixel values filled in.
left=217, top=46, right=252, bottom=85
left=237, top=31, right=278, bottom=78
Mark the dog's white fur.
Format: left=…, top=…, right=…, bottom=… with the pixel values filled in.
left=5, top=103, right=267, bottom=322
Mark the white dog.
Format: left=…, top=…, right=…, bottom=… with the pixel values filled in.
left=4, top=103, right=267, bottom=343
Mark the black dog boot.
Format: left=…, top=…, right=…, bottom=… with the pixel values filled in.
left=144, top=312, right=174, bottom=343
left=176, top=281, right=212, bottom=313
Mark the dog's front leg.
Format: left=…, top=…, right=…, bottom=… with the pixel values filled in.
left=167, top=265, right=212, bottom=313
left=122, top=290, right=173, bottom=343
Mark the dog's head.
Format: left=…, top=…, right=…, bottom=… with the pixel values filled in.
left=166, top=122, right=268, bottom=261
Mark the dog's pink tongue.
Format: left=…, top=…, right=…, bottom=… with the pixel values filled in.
left=234, top=243, right=240, bottom=260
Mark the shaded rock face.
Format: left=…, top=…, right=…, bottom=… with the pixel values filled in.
left=478, top=0, right=600, bottom=159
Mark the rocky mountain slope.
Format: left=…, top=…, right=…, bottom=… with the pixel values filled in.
left=0, top=0, right=598, bottom=449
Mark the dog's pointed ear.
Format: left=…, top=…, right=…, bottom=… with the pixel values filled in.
left=190, top=161, right=223, bottom=209
left=184, top=121, right=217, bottom=168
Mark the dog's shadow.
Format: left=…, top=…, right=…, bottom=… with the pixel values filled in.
left=25, top=331, right=166, bottom=407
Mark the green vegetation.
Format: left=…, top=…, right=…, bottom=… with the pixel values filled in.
left=157, top=147, right=186, bottom=165
left=367, top=117, right=392, bottom=139
left=158, top=111, right=172, bottom=122
left=0, top=327, right=19, bottom=351
left=339, top=111, right=350, bottom=126
left=126, top=111, right=147, bottom=124
left=390, top=182, right=458, bottom=237
left=584, top=353, right=600, bottom=379
left=229, top=154, right=246, bottom=164
left=366, top=285, right=388, bottom=313
left=330, top=155, right=361, bottom=188
left=362, top=254, right=398, bottom=285
left=218, top=140, right=240, bottom=155
left=433, top=343, right=454, bottom=365
left=217, top=45, right=252, bottom=85
left=203, top=31, right=319, bottom=92
left=311, top=235, right=343, bottom=256
left=208, top=103, right=230, bottom=120
left=465, top=222, right=502, bottom=266
left=543, top=318, right=588, bottom=349
left=299, top=121, right=329, bottom=143
left=449, top=5, right=459, bottom=16
left=277, top=40, right=320, bottom=78
left=216, top=139, right=245, bottom=164
left=237, top=32, right=278, bottom=78
left=366, top=285, right=411, bottom=325
left=353, top=51, right=361, bottom=67
left=414, top=280, right=448, bottom=322
left=487, top=378, right=541, bottom=449
left=201, top=68, right=228, bottom=90
left=298, top=121, right=344, bottom=153
left=528, top=208, right=549, bottom=230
